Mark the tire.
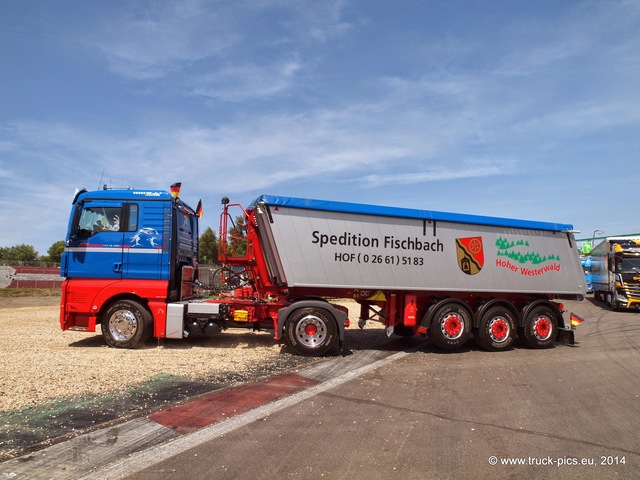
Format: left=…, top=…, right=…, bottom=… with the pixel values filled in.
left=101, top=299, right=153, bottom=348
left=477, top=306, right=516, bottom=351
left=428, top=302, right=471, bottom=351
left=286, top=307, right=338, bottom=356
left=608, top=291, right=620, bottom=311
left=522, top=305, right=558, bottom=349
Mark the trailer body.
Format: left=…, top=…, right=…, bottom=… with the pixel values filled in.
left=591, top=236, right=640, bottom=310
left=253, top=195, right=584, bottom=296
left=60, top=189, right=585, bottom=355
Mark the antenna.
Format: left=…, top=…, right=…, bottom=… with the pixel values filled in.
left=98, top=169, right=105, bottom=190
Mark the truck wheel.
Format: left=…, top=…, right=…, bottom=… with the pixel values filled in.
left=522, top=305, right=558, bottom=349
left=101, top=299, right=153, bottom=348
left=286, top=308, right=337, bottom=356
left=607, top=292, right=620, bottom=311
left=428, top=303, right=471, bottom=351
left=477, top=307, right=516, bottom=351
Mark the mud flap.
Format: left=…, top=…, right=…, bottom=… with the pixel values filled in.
left=557, top=328, right=575, bottom=345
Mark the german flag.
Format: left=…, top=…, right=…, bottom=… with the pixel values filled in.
left=570, top=313, right=585, bottom=327
left=170, top=182, right=181, bottom=198
left=196, top=199, right=203, bottom=218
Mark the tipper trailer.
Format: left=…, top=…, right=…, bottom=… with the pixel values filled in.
left=60, top=186, right=586, bottom=356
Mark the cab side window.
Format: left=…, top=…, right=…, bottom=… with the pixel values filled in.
left=78, top=207, right=122, bottom=234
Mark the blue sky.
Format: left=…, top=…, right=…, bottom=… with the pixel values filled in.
left=1, top=0, right=639, bottom=256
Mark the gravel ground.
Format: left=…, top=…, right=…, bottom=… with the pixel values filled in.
left=0, top=297, right=397, bottom=460
left=0, top=297, right=377, bottom=413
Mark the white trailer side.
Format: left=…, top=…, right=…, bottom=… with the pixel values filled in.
left=253, top=195, right=586, bottom=300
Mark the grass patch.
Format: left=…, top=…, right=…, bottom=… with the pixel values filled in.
left=0, top=288, right=61, bottom=298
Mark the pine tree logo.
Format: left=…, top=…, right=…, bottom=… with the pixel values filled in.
left=495, top=236, right=560, bottom=265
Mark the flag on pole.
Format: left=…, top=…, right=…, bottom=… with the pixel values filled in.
left=570, top=313, right=584, bottom=326
left=170, top=182, right=181, bottom=198
left=196, top=199, right=203, bottom=218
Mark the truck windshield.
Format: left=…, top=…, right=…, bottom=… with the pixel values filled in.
left=616, top=256, right=640, bottom=273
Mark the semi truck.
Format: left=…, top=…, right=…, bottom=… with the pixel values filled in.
left=591, top=236, right=640, bottom=310
left=60, top=185, right=586, bottom=356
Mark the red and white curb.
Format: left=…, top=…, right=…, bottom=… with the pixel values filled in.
left=1, top=350, right=406, bottom=479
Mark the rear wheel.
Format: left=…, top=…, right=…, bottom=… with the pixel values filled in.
left=428, top=302, right=471, bottom=350
left=522, top=305, right=558, bottom=349
left=477, top=306, right=516, bottom=351
left=101, top=299, right=153, bottom=348
left=286, top=307, right=338, bottom=356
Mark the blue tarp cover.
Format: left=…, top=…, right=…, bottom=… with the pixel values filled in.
left=253, top=195, right=573, bottom=233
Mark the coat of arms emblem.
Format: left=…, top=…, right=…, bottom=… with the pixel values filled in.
left=456, top=236, right=484, bottom=275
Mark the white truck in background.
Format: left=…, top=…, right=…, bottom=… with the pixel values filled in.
left=591, top=236, right=640, bottom=310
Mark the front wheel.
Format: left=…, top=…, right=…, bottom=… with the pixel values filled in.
left=522, top=305, right=558, bottom=349
left=101, top=299, right=153, bottom=348
left=286, top=307, right=338, bottom=356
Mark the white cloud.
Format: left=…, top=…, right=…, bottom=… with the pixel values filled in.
left=361, top=161, right=512, bottom=187
left=85, top=0, right=352, bottom=88
left=192, top=58, right=304, bottom=101
left=87, top=1, right=239, bottom=80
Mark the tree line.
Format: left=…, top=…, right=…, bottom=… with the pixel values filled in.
left=0, top=242, right=65, bottom=265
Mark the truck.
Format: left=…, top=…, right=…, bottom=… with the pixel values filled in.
left=579, top=242, right=593, bottom=293
left=591, top=236, right=640, bottom=310
left=60, top=185, right=586, bottom=356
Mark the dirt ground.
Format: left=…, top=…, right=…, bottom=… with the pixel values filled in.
left=0, top=297, right=370, bottom=414
left=0, top=296, right=389, bottom=460
left=0, top=296, right=60, bottom=309
left=0, top=298, right=297, bottom=413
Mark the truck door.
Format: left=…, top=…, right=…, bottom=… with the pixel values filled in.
left=123, top=200, right=171, bottom=280
left=64, top=201, right=125, bottom=279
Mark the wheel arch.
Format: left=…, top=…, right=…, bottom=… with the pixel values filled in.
left=419, top=298, right=475, bottom=330
left=475, top=299, right=520, bottom=329
left=98, top=292, right=150, bottom=324
left=520, top=299, right=564, bottom=329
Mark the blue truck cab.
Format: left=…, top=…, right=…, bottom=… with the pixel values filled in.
left=60, top=186, right=199, bottom=343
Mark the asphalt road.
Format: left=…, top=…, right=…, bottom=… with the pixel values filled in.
left=124, top=298, right=639, bottom=480
left=3, top=297, right=639, bottom=479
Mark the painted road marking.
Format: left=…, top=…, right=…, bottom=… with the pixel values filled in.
left=0, top=349, right=406, bottom=480
left=149, top=373, right=320, bottom=434
left=84, top=350, right=406, bottom=480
